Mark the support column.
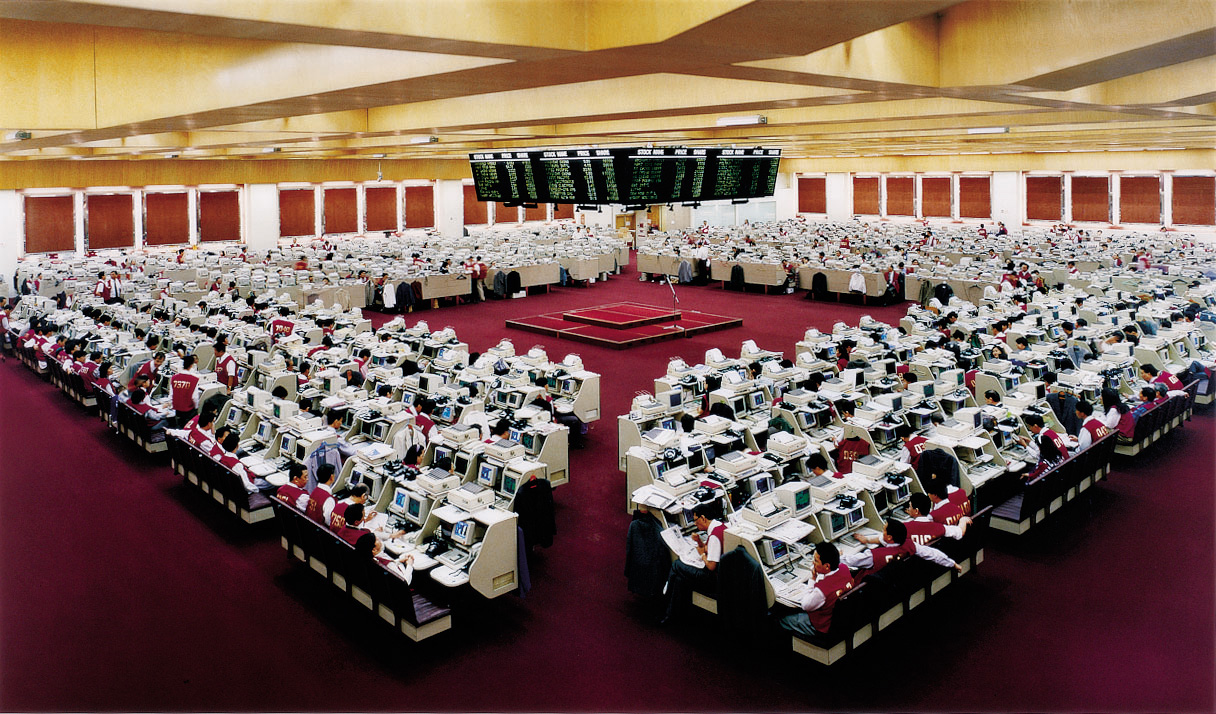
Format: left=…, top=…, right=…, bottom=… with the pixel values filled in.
left=0, top=190, right=22, bottom=298
left=773, top=172, right=797, bottom=220
left=356, top=185, right=366, bottom=235
left=1161, top=172, right=1173, bottom=228
left=991, top=171, right=1021, bottom=227
left=825, top=173, right=853, bottom=221
left=879, top=175, right=888, bottom=218
left=1109, top=173, right=1121, bottom=227
left=433, top=179, right=465, bottom=238
left=914, top=174, right=923, bottom=219
left=244, top=184, right=279, bottom=253
left=950, top=173, right=961, bottom=222
left=73, top=192, right=85, bottom=255
left=313, top=186, right=323, bottom=238
left=132, top=190, right=144, bottom=251
left=1062, top=173, right=1073, bottom=224
left=187, top=189, right=199, bottom=246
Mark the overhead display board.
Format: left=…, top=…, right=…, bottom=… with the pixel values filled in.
left=469, top=147, right=780, bottom=205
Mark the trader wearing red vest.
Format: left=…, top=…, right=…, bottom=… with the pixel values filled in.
left=927, top=481, right=971, bottom=526
left=1018, top=413, right=1070, bottom=479
left=213, top=342, right=239, bottom=390
left=1141, top=364, right=1184, bottom=392
left=903, top=493, right=970, bottom=545
left=661, top=502, right=726, bottom=625
left=304, top=463, right=337, bottom=525
left=170, top=354, right=202, bottom=428
left=275, top=464, right=311, bottom=511
left=778, top=542, right=854, bottom=636
left=1074, top=400, right=1111, bottom=451
left=895, top=424, right=929, bottom=471
left=847, top=519, right=961, bottom=581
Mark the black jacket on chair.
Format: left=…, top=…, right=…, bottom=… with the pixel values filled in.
left=624, top=510, right=668, bottom=598
left=514, top=478, right=556, bottom=550
left=716, top=546, right=769, bottom=645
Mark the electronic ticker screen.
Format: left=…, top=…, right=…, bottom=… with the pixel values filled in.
left=469, top=147, right=779, bottom=205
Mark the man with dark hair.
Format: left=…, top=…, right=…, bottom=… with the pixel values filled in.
left=777, top=542, right=854, bottom=637
left=850, top=518, right=962, bottom=578
left=275, top=463, right=310, bottom=510
left=170, top=354, right=201, bottom=428
left=660, top=501, right=725, bottom=625
left=903, top=493, right=971, bottom=544
left=305, top=463, right=337, bottom=525
left=1017, top=413, right=1070, bottom=479
left=1074, top=400, right=1110, bottom=451
left=926, top=480, right=971, bottom=526
left=213, top=341, right=239, bottom=390
left=895, top=423, right=929, bottom=471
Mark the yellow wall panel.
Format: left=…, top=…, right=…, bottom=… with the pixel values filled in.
left=0, top=19, right=96, bottom=130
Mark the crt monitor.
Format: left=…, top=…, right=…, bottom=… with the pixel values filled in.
left=224, top=405, right=241, bottom=424
left=889, top=395, right=903, bottom=412
left=478, top=462, right=500, bottom=488
left=255, top=421, right=271, bottom=442
left=686, top=448, right=706, bottom=473
left=390, top=488, right=408, bottom=515
left=847, top=504, right=866, bottom=526
left=660, top=417, right=676, bottom=432
left=792, top=486, right=811, bottom=513
left=748, top=391, right=765, bottom=410
left=956, top=371, right=965, bottom=386
left=509, top=428, right=523, bottom=443
left=750, top=473, right=775, bottom=495
left=561, top=378, right=575, bottom=394
left=731, top=398, right=746, bottom=417
left=760, top=539, right=790, bottom=567
left=348, top=468, right=364, bottom=488
left=501, top=472, right=520, bottom=497
left=441, top=405, right=455, bottom=421
left=920, top=382, right=935, bottom=398
left=433, top=445, right=453, bottom=465
left=828, top=511, right=848, bottom=538
left=279, top=434, right=297, bottom=456
left=1034, top=383, right=1046, bottom=399
left=451, top=519, right=475, bottom=547
left=453, top=453, right=471, bottom=475
left=295, top=441, right=308, bottom=461
left=406, top=494, right=426, bottom=525
left=508, top=391, right=524, bottom=409
left=885, top=361, right=897, bottom=375
left=521, top=432, right=536, bottom=451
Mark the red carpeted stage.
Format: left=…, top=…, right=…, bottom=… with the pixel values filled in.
left=506, top=301, right=741, bottom=348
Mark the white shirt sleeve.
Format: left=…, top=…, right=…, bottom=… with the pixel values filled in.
left=1102, top=407, right=1121, bottom=429
left=1076, top=427, right=1092, bottom=451
left=912, top=542, right=957, bottom=569
left=294, top=492, right=309, bottom=511
left=841, top=551, right=873, bottom=569
left=800, top=584, right=826, bottom=613
left=322, top=498, right=335, bottom=524
left=896, top=446, right=912, bottom=464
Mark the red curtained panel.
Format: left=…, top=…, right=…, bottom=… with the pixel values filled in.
left=798, top=177, right=826, bottom=213
left=144, top=193, right=189, bottom=246
left=886, top=177, right=914, bottom=216
left=463, top=185, right=488, bottom=225
left=853, top=177, right=880, bottom=215
left=959, top=176, right=991, bottom=219
left=199, top=191, right=240, bottom=242
left=1026, top=176, right=1062, bottom=221
left=524, top=204, right=546, bottom=222
left=86, top=194, right=134, bottom=249
left=495, top=202, right=519, bottom=223
left=279, top=189, right=316, bottom=237
left=404, top=186, right=434, bottom=228
left=1172, top=176, right=1215, bottom=226
left=322, top=188, right=357, bottom=235
left=1071, top=176, right=1109, bottom=223
left=921, top=177, right=951, bottom=217
left=24, top=195, right=75, bottom=254
left=1119, top=176, right=1160, bottom=225
left=364, top=187, right=398, bottom=232
left=552, top=203, right=574, bottom=220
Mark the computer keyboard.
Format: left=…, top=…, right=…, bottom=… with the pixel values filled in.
left=437, top=549, right=471, bottom=570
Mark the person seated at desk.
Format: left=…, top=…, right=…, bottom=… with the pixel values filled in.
left=1074, top=400, right=1111, bottom=451
left=306, top=336, right=333, bottom=358
left=93, top=362, right=119, bottom=396
left=485, top=418, right=511, bottom=444
left=330, top=485, right=370, bottom=530
left=660, top=502, right=725, bottom=626
left=1140, top=364, right=1184, bottom=392
left=902, top=493, right=971, bottom=544
left=1101, top=388, right=1135, bottom=438
left=926, top=481, right=970, bottom=526
left=296, top=361, right=313, bottom=388
left=1015, top=413, right=1070, bottom=479
left=127, top=388, right=169, bottom=430
left=187, top=409, right=217, bottom=453
left=806, top=453, right=837, bottom=480
left=213, top=428, right=275, bottom=494
left=850, top=519, right=962, bottom=578
left=894, top=424, right=929, bottom=472
left=324, top=408, right=358, bottom=462
left=331, top=503, right=378, bottom=551
left=275, top=463, right=310, bottom=511
left=305, top=464, right=338, bottom=525
left=776, top=542, right=854, bottom=638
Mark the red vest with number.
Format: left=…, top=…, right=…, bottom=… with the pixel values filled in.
left=269, top=319, right=294, bottom=341
left=329, top=501, right=351, bottom=531
left=904, top=520, right=948, bottom=546
left=1041, top=428, right=1070, bottom=461
left=835, top=438, right=871, bottom=474
left=275, top=484, right=307, bottom=509
left=856, top=539, right=917, bottom=580
left=216, top=354, right=238, bottom=388
left=170, top=372, right=200, bottom=412
left=335, top=525, right=372, bottom=548
left=1155, top=372, right=1183, bottom=391
left=1082, top=418, right=1110, bottom=444
left=931, top=490, right=969, bottom=526
left=905, top=435, right=928, bottom=471
left=808, top=565, right=854, bottom=634
left=305, top=487, right=334, bottom=524
left=708, top=523, right=726, bottom=562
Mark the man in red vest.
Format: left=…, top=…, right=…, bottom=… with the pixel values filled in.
left=1074, top=400, right=1111, bottom=451
left=927, top=481, right=971, bottom=526
left=1141, top=364, right=1184, bottom=392
left=268, top=307, right=295, bottom=344
left=170, top=354, right=201, bottom=428
left=848, top=519, right=962, bottom=581
left=1018, top=413, right=1070, bottom=479
left=903, top=493, right=971, bottom=545
left=895, top=424, right=929, bottom=472
left=660, top=502, right=725, bottom=625
left=275, top=463, right=311, bottom=511
left=331, top=503, right=376, bottom=551
left=304, top=463, right=337, bottom=525
left=778, top=542, right=854, bottom=637
left=127, top=352, right=166, bottom=391
left=213, top=341, right=239, bottom=390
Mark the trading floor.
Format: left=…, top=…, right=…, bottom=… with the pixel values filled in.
left=1, top=257, right=1212, bottom=713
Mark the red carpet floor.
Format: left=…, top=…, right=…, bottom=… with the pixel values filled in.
left=1, top=255, right=1213, bottom=712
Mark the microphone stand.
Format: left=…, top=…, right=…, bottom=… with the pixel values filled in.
left=665, top=275, right=685, bottom=336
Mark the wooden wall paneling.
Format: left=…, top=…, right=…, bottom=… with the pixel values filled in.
left=86, top=193, right=134, bottom=249
left=798, top=177, right=826, bottom=213
left=959, top=176, right=991, bottom=219
left=143, top=192, right=190, bottom=245
left=921, top=177, right=951, bottom=217
left=198, top=191, right=241, bottom=242
left=1172, top=176, right=1215, bottom=226
left=495, top=202, right=519, bottom=223
left=886, top=177, right=914, bottom=216
left=278, top=188, right=316, bottom=237
left=523, top=204, right=546, bottom=222
left=322, top=187, right=357, bottom=234
left=404, top=185, right=435, bottom=228
left=853, top=176, right=880, bottom=215
left=23, top=195, right=75, bottom=254
left=463, top=185, right=488, bottom=225
left=552, top=203, right=574, bottom=220
left=1071, top=176, right=1109, bottom=222
left=1026, top=176, right=1062, bottom=221
left=364, top=186, right=398, bottom=232
left=1119, top=176, right=1161, bottom=224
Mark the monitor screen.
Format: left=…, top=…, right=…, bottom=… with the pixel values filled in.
left=704, top=444, right=717, bottom=462
left=348, top=469, right=364, bottom=487
left=452, top=519, right=475, bottom=546
left=561, top=379, right=575, bottom=394
left=441, top=405, right=454, bottom=421
left=454, top=453, right=470, bottom=475
left=521, top=433, right=535, bottom=450
left=392, top=489, right=408, bottom=513
left=296, top=442, right=307, bottom=461
left=256, top=422, right=270, bottom=440
left=751, top=474, right=774, bottom=494
left=225, top=406, right=239, bottom=423
left=478, top=462, right=499, bottom=488
left=922, top=383, right=935, bottom=398
left=847, top=506, right=866, bottom=525
left=652, top=461, right=668, bottom=479
left=687, top=449, right=706, bottom=472
left=770, top=540, right=789, bottom=562
left=957, top=371, right=965, bottom=386
left=731, top=398, right=746, bottom=417
left=660, top=418, right=676, bottom=432
left=280, top=435, right=296, bottom=455
left=509, top=392, right=524, bottom=408
left=794, top=488, right=810, bottom=511
left=829, top=512, right=847, bottom=536
left=502, top=473, right=520, bottom=496
left=434, top=445, right=452, bottom=465
left=890, top=396, right=903, bottom=412
left=885, top=361, right=896, bottom=375
left=748, top=391, right=764, bottom=410
left=509, top=428, right=522, bottom=443
left=661, top=390, right=681, bottom=409
left=407, top=495, right=423, bottom=522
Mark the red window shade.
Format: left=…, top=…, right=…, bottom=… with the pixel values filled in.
left=404, top=186, right=434, bottom=228
left=1172, top=176, right=1215, bottom=226
left=921, top=178, right=951, bottom=218
left=959, top=177, right=991, bottom=219
left=1026, top=176, right=1062, bottom=221
left=552, top=203, right=574, bottom=220
left=886, top=177, right=914, bottom=216
left=463, top=185, right=488, bottom=225
left=144, top=192, right=189, bottom=246
left=524, top=204, right=546, bottom=222
left=853, top=177, right=880, bottom=215
left=279, top=189, right=316, bottom=237
left=1119, top=176, right=1160, bottom=224
left=364, top=187, right=398, bottom=232
left=86, top=194, right=134, bottom=249
left=495, top=202, right=519, bottom=223
left=798, top=177, right=826, bottom=213
left=24, top=195, right=75, bottom=254
left=322, top=188, right=357, bottom=235
left=1071, top=177, right=1109, bottom=223
left=199, top=191, right=240, bottom=243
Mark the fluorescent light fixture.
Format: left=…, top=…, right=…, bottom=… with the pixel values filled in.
left=966, top=127, right=1009, bottom=135
left=371, top=153, right=386, bottom=158
left=262, top=147, right=280, bottom=153
left=409, top=136, right=438, bottom=144
left=716, top=115, right=767, bottom=127
left=1147, top=147, right=1185, bottom=151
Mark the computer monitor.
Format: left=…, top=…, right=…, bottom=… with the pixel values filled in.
left=296, top=441, right=308, bottom=461
left=759, top=539, right=790, bottom=567
left=561, top=379, right=575, bottom=395
left=885, top=361, right=897, bottom=375
left=889, top=395, right=903, bottom=412
left=651, top=460, right=668, bottom=480
left=957, top=371, right=965, bottom=386
left=659, top=389, right=682, bottom=410
left=660, top=417, right=676, bottom=432
left=686, top=448, right=706, bottom=473
left=453, top=453, right=471, bottom=476
left=348, top=468, right=364, bottom=488
left=406, top=493, right=427, bottom=525
left=478, top=462, right=500, bottom=488
left=748, top=391, right=765, bottom=411
left=502, top=473, right=520, bottom=497
left=255, top=420, right=272, bottom=442
left=873, top=424, right=899, bottom=448
left=279, top=434, right=297, bottom=457
left=792, top=486, right=811, bottom=513
left=433, top=445, right=452, bottom=465
left=1034, top=383, right=1046, bottom=400
left=509, top=392, right=524, bottom=409
left=731, top=398, right=746, bottom=417
left=847, top=504, right=866, bottom=526
left=224, top=405, right=241, bottom=424
left=509, top=428, right=523, bottom=443
left=750, top=474, right=775, bottom=495
left=441, top=405, right=455, bottom=421
left=389, top=489, right=409, bottom=515
left=828, top=511, right=848, bottom=539
left=451, top=519, right=475, bottom=547
left=521, top=432, right=536, bottom=451
left=920, top=382, right=935, bottom=398
left=703, top=444, right=717, bottom=463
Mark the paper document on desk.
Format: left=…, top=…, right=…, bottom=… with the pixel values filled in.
left=632, top=485, right=676, bottom=510
left=768, top=518, right=815, bottom=542
left=660, top=527, right=704, bottom=569
left=960, top=436, right=990, bottom=450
